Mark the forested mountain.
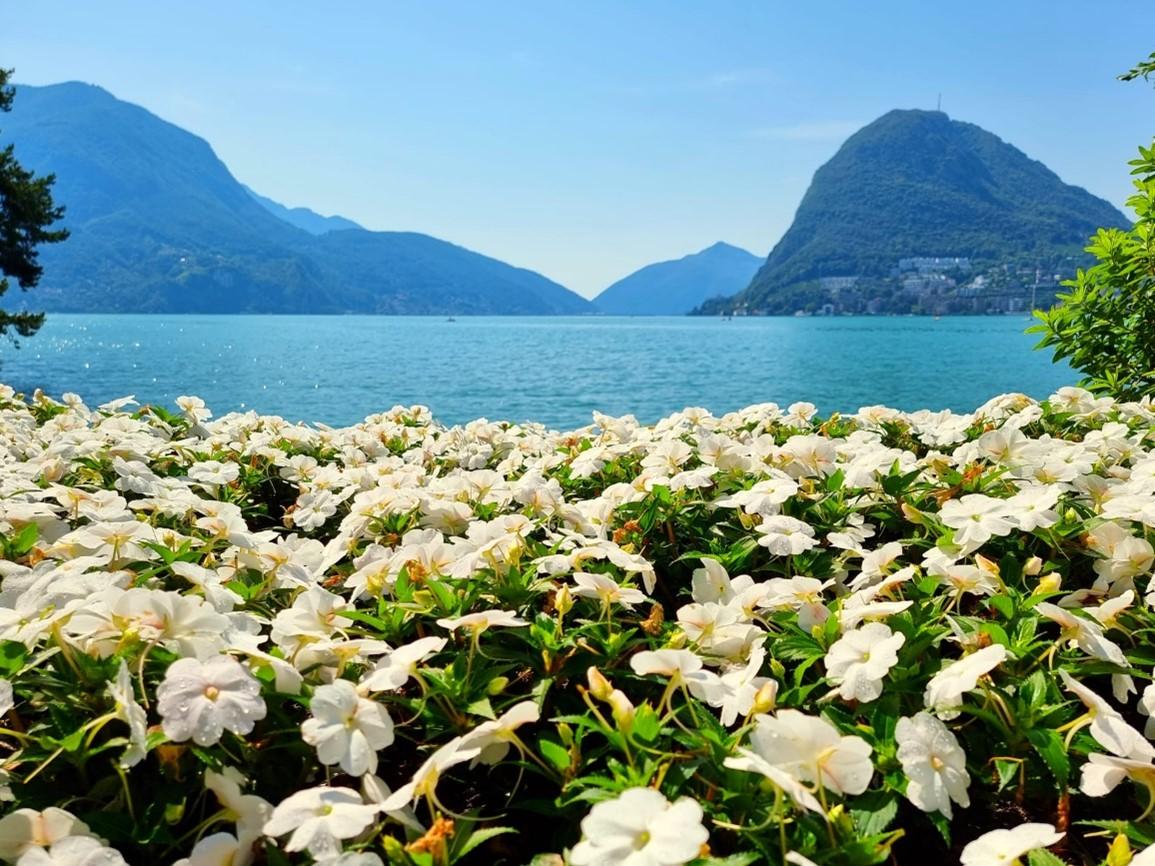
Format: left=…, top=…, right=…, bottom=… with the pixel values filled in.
left=700, top=109, right=1130, bottom=315
left=1, top=82, right=594, bottom=314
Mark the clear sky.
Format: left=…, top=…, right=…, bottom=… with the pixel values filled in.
left=2, top=2, right=1153, bottom=297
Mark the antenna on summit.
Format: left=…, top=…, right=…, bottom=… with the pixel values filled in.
left=937, top=92, right=942, bottom=112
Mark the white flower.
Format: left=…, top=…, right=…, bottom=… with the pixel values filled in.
left=1035, top=603, right=1128, bottom=667
left=760, top=576, right=832, bottom=631
left=895, top=712, right=970, bottom=817
left=171, top=833, right=241, bottom=866
left=824, top=622, right=905, bottom=703
left=688, top=646, right=773, bottom=726
left=938, top=494, right=1015, bottom=552
left=690, top=558, right=752, bottom=605
left=302, top=680, right=395, bottom=777
left=757, top=516, right=818, bottom=556
left=15, top=837, right=128, bottom=866
left=746, top=709, right=874, bottom=796
left=0, top=810, right=93, bottom=863
left=1058, top=670, right=1154, bottom=760
left=959, top=823, right=1063, bottom=866
left=462, top=700, right=541, bottom=765
left=435, top=609, right=528, bottom=633
left=176, top=395, right=211, bottom=423
left=203, top=767, right=271, bottom=864
left=358, top=636, right=446, bottom=692
left=1005, top=484, right=1061, bottom=532
left=106, top=660, right=147, bottom=768
left=676, top=602, right=763, bottom=659
left=923, top=645, right=1007, bottom=718
left=630, top=649, right=705, bottom=680
left=379, top=736, right=483, bottom=811
left=188, top=460, right=240, bottom=489
left=1080, top=751, right=1155, bottom=800
left=571, top=573, right=647, bottom=610
left=156, top=655, right=266, bottom=746
left=569, top=788, right=708, bottom=866
left=724, top=748, right=824, bottom=814
left=1140, top=682, right=1155, bottom=738
left=263, top=786, right=380, bottom=860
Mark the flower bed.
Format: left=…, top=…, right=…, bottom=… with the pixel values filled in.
left=1, top=384, right=1155, bottom=866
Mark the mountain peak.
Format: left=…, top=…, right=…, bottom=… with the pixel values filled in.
left=243, top=185, right=363, bottom=235
left=595, top=243, right=762, bottom=315
left=708, top=109, right=1130, bottom=314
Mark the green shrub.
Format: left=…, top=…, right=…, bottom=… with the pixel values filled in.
left=1031, top=55, right=1155, bottom=401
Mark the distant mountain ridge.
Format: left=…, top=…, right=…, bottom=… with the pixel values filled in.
left=1, top=82, right=594, bottom=315
left=243, top=186, right=363, bottom=235
left=700, top=109, right=1131, bottom=314
left=594, top=242, right=762, bottom=315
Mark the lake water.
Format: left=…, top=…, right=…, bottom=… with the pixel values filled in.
left=0, top=314, right=1071, bottom=430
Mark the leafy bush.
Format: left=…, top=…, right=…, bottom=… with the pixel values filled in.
left=1032, top=56, right=1155, bottom=401
left=3, top=386, right=1155, bottom=865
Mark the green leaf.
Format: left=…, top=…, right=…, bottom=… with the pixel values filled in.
left=538, top=738, right=570, bottom=772
left=691, top=854, right=760, bottom=866
left=465, top=697, right=496, bottom=720
left=994, top=758, right=1020, bottom=792
left=9, top=523, right=38, bottom=556
left=1026, top=848, right=1069, bottom=866
left=455, top=825, right=516, bottom=859
left=1027, top=728, right=1070, bottom=786
left=850, top=791, right=900, bottom=837
left=988, top=594, right=1015, bottom=620
left=0, top=641, right=27, bottom=677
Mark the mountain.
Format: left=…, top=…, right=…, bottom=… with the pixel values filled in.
left=1, top=82, right=594, bottom=315
left=594, top=242, right=762, bottom=315
left=699, top=109, right=1131, bottom=315
left=243, top=186, right=363, bottom=235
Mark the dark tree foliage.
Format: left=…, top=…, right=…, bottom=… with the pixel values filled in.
left=0, top=67, right=68, bottom=340
left=1031, top=52, right=1155, bottom=400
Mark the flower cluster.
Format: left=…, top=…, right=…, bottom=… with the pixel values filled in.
left=1, top=384, right=1155, bottom=864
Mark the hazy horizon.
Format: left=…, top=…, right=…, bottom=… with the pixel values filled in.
left=2, top=1, right=1153, bottom=297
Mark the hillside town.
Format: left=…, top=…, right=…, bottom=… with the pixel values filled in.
left=729, top=254, right=1082, bottom=316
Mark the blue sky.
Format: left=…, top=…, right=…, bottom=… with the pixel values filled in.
left=3, top=2, right=1153, bottom=297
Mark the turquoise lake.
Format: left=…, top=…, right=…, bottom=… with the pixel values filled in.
left=0, top=314, right=1072, bottom=430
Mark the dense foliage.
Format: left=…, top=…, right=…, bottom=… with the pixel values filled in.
left=1031, top=144, right=1155, bottom=400
left=699, top=110, right=1130, bottom=315
left=4, top=386, right=1155, bottom=865
left=0, top=83, right=591, bottom=315
left=1031, top=55, right=1155, bottom=402
left=0, top=68, right=68, bottom=341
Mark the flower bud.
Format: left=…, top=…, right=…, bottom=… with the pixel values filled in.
left=900, top=502, right=925, bottom=525
left=586, top=666, right=613, bottom=701
left=751, top=681, right=778, bottom=715
left=975, top=554, right=1000, bottom=577
left=1024, top=556, right=1043, bottom=576
left=1035, top=572, right=1062, bottom=594
left=608, top=689, right=635, bottom=732
left=486, top=676, right=510, bottom=696
left=554, top=585, right=574, bottom=616
left=1064, top=507, right=1080, bottom=524
left=557, top=722, right=574, bottom=747
left=1106, top=832, right=1132, bottom=866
